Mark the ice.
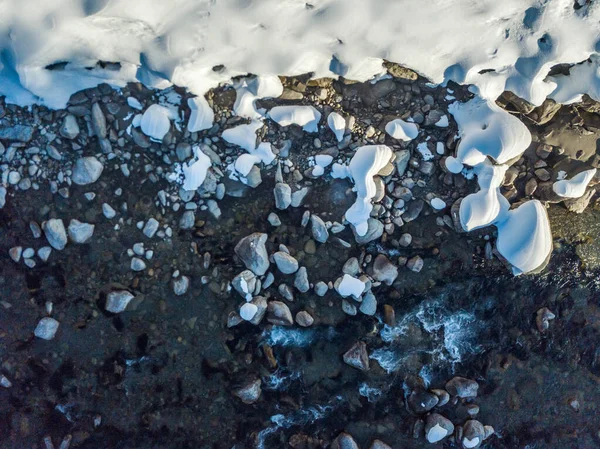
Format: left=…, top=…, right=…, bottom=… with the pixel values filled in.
left=416, top=142, right=434, bottom=161
left=327, top=112, right=346, bottom=142
left=385, top=119, right=419, bottom=141
left=234, top=154, right=261, bottom=177
left=187, top=96, right=214, bottom=132
left=552, top=168, right=597, bottom=199
left=268, top=106, right=322, bottom=132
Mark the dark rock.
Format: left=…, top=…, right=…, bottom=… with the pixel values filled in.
left=408, top=390, right=439, bottom=413
left=425, top=413, right=454, bottom=443
left=331, top=432, right=359, bottom=449
left=403, top=199, right=424, bottom=222
left=343, top=341, right=369, bottom=371
left=445, top=376, right=479, bottom=398
left=267, top=301, right=293, bottom=326
left=462, top=420, right=485, bottom=448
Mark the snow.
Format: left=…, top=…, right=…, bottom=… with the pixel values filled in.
left=337, top=274, right=365, bottom=299
left=140, top=105, right=171, bottom=141
left=234, top=75, right=283, bottom=119
left=552, top=168, right=597, bottom=198
left=268, top=106, right=322, bottom=132
left=341, top=145, right=393, bottom=236
left=463, top=437, right=480, bottom=449
left=427, top=424, right=448, bottom=443
left=315, top=155, right=333, bottom=168
left=385, top=119, right=419, bottom=141
left=417, top=142, right=434, bottom=161
left=180, top=145, right=212, bottom=191
left=235, top=154, right=261, bottom=177
left=127, top=97, right=143, bottom=110
left=435, top=115, right=449, bottom=127
left=327, top=112, right=346, bottom=142
left=222, top=121, right=263, bottom=152
left=187, top=96, right=214, bottom=132
left=496, top=200, right=552, bottom=276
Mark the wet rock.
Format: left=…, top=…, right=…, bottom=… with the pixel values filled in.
left=233, top=379, right=261, bottom=404
left=131, top=257, right=147, bottom=271
left=431, top=389, right=450, bottom=407
left=483, top=425, right=495, bottom=440
left=0, top=125, right=33, bottom=142
left=60, top=114, right=79, bottom=139
left=343, top=341, right=369, bottom=371
left=446, top=377, right=479, bottom=398
left=383, top=304, right=396, bottom=326
left=399, top=233, right=412, bottom=247
left=0, top=375, right=12, bottom=388
left=403, top=199, right=424, bottom=222
left=278, top=283, right=294, bottom=301
left=360, top=291, right=377, bottom=315
left=274, top=183, right=292, bottom=209
left=536, top=307, right=555, bottom=332
left=235, top=233, right=270, bottom=276
left=408, top=390, right=439, bottom=414
left=295, top=310, right=314, bottom=327
left=371, top=254, right=398, bottom=285
left=331, top=432, right=360, bottom=449
left=172, top=276, right=190, bottom=295
left=43, top=219, right=67, bottom=250
left=314, top=281, right=328, bottom=296
left=462, top=420, right=485, bottom=448
left=38, top=247, right=52, bottom=262
left=267, top=301, right=293, bottom=326
left=273, top=251, right=299, bottom=274
left=342, top=300, right=357, bottom=315
left=91, top=102, right=107, bottom=139
left=176, top=142, right=192, bottom=161
left=102, top=203, right=116, bottom=219
left=310, top=215, right=329, bottom=243
left=72, top=157, right=104, bottom=185
left=534, top=168, right=551, bottom=182
left=232, top=270, right=257, bottom=300
left=67, top=219, right=94, bottom=243
left=105, top=291, right=135, bottom=313
left=525, top=177, right=538, bottom=196
left=0, top=186, right=6, bottom=208
left=291, top=187, right=309, bottom=207
left=425, top=413, right=454, bottom=443
left=353, top=218, right=383, bottom=244
left=343, top=257, right=360, bottom=276
left=407, top=255, right=424, bottom=273
left=34, top=317, right=59, bottom=340
left=143, top=218, right=160, bottom=238
left=369, top=440, right=392, bottom=449
left=294, top=267, right=310, bottom=293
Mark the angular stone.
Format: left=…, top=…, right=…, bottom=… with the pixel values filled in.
left=294, top=267, right=310, bottom=293
left=233, top=378, right=261, bottom=404
left=43, top=219, right=67, bottom=250
left=34, top=317, right=59, bottom=340
left=105, top=291, right=135, bottom=313
left=331, top=432, right=360, bottom=449
left=273, top=251, right=299, bottom=274
left=0, top=125, right=33, bottom=142
left=445, top=376, right=479, bottom=398
left=235, top=233, right=270, bottom=276
left=267, top=301, right=293, bottom=326
left=310, top=215, right=329, bottom=243
left=371, top=254, right=398, bottom=286
left=273, top=183, right=292, bottom=210
left=68, top=219, right=94, bottom=243
left=60, top=114, right=80, bottom=139
left=91, top=102, right=107, bottom=139
left=343, top=341, right=369, bottom=371
left=72, top=157, right=104, bottom=185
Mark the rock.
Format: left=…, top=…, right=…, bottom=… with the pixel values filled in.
left=172, top=276, right=190, bottom=295
left=483, top=425, right=495, bottom=440
left=72, top=157, right=104, bottom=185
left=331, top=432, right=360, bottom=449
left=232, top=270, right=257, bottom=300
left=179, top=211, right=195, bottom=229
left=234, top=233, right=270, bottom=276
left=371, top=254, right=398, bottom=286
left=0, top=375, right=12, bottom=388
left=445, top=377, right=479, bottom=398
left=294, top=267, right=310, bottom=293
left=34, top=317, right=59, bottom=340
left=314, top=281, right=328, bottom=296
left=399, top=233, right=412, bottom=247
left=425, top=414, right=454, bottom=443
left=295, top=311, right=314, bottom=327
left=274, top=183, right=292, bottom=210
left=525, top=177, right=538, bottom=196
left=565, top=189, right=595, bottom=214
left=233, top=379, right=261, bottom=404
left=43, top=219, right=67, bottom=250
left=60, top=115, right=79, bottom=139
left=536, top=144, right=553, bottom=159
left=534, top=168, right=551, bottom=181
left=279, top=283, right=294, bottom=301
left=143, top=218, right=160, bottom=238
left=462, top=420, right=485, bottom=448
left=291, top=187, right=309, bottom=207
left=68, top=219, right=94, bottom=243
left=408, top=390, right=439, bottom=413
left=240, top=303, right=258, bottom=321
left=131, top=257, right=147, bottom=271
left=91, top=102, right=107, bottom=139
left=384, top=62, right=418, bottom=80
left=273, top=251, right=299, bottom=274
left=394, top=150, right=411, bottom=176
left=360, top=291, right=377, bottom=315
left=102, top=203, right=116, bottom=219
left=0, top=186, right=6, bottom=208
left=310, top=215, right=329, bottom=243
left=403, top=199, right=424, bottom=222
left=0, top=125, right=33, bottom=142
left=176, top=142, right=192, bottom=161
left=105, top=291, right=135, bottom=313
left=352, top=218, right=384, bottom=244
left=343, top=257, right=360, bottom=276
left=267, top=301, right=294, bottom=326
left=431, top=389, right=450, bottom=407
left=248, top=296, right=268, bottom=325
left=343, top=341, right=369, bottom=371
left=407, top=255, right=424, bottom=273
left=369, top=440, right=392, bottom=449
left=383, top=304, right=396, bottom=326
left=536, top=307, right=555, bottom=332
left=267, top=212, right=281, bottom=226
left=38, top=247, right=52, bottom=262
left=245, top=165, right=262, bottom=188
left=9, top=246, right=22, bottom=262
left=342, top=300, right=357, bottom=315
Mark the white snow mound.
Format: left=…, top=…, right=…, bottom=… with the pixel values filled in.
left=552, top=168, right=597, bottom=198
left=385, top=119, right=419, bottom=141
left=268, top=106, right=321, bottom=132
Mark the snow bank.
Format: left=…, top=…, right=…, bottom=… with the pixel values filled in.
left=268, top=106, right=321, bottom=132
left=385, top=119, right=419, bottom=141
left=552, top=168, right=597, bottom=198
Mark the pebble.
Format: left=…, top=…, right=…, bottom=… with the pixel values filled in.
left=431, top=389, right=450, bottom=407
left=233, top=379, right=262, bottom=404
left=240, top=303, right=258, bottom=321
left=267, top=212, right=281, bottom=226
left=234, top=233, right=270, bottom=276
left=0, top=375, right=12, bottom=388
left=273, top=183, right=292, bottom=210
left=267, top=301, right=294, bottom=326
left=131, top=257, right=147, bottom=271
left=353, top=218, right=383, bottom=244
left=342, top=299, right=357, bottom=315
left=295, top=310, right=314, bottom=327
left=0, top=187, right=6, bottom=208
left=0, top=125, right=33, bottom=142
left=60, top=114, right=80, bottom=139
left=343, top=341, right=369, bottom=371
left=91, top=102, right=107, bottom=139
left=68, top=219, right=94, bottom=243
left=172, top=276, right=190, bottom=296
left=462, top=420, right=485, bottom=448
left=179, top=211, right=195, bottom=229
left=23, top=248, right=34, bottom=258
left=445, top=376, right=479, bottom=398
left=368, top=440, right=392, bottom=449
left=143, top=218, right=159, bottom=238
left=399, top=233, right=412, bottom=247
left=310, top=215, right=329, bottom=243
left=43, top=219, right=67, bottom=250
left=407, top=255, right=424, bottom=272
left=371, top=254, right=398, bottom=286
left=291, top=187, right=309, bottom=207
left=314, top=281, right=328, bottom=296
left=102, top=203, right=116, bottom=219
left=331, top=432, right=360, bottom=449
left=273, top=251, right=299, bottom=274
left=72, top=157, right=104, bottom=185
left=105, top=291, right=135, bottom=313
left=359, top=290, right=377, bottom=315
left=294, top=267, right=310, bottom=292
left=34, top=317, right=60, bottom=340
left=342, top=257, right=360, bottom=276
left=9, top=246, right=22, bottom=262
left=38, top=246, right=52, bottom=262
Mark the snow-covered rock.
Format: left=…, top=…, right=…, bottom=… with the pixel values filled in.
left=336, top=274, right=366, bottom=299
left=187, top=96, right=214, bottom=132
left=140, top=104, right=171, bottom=141
left=181, top=145, right=212, bottom=191
left=234, top=75, right=283, bottom=119
left=385, top=119, right=418, bottom=141
left=222, top=121, right=263, bottom=152
left=552, top=168, right=597, bottom=198
left=327, top=112, right=346, bottom=142
left=268, top=106, right=321, bottom=132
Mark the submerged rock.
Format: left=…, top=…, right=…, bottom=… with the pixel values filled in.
left=267, top=301, right=293, bottom=326
left=446, top=377, right=479, bottom=398
left=425, top=413, right=454, bottom=443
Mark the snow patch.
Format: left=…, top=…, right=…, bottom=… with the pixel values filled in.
left=268, top=106, right=322, bottom=132
left=385, top=119, right=419, bottom=141
left=552, top=168, right=597, bottom=198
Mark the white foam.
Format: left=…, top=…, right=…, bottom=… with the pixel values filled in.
left=385, top=119, right=419, bottom=141
left=552, top=168, right=597, bottom=198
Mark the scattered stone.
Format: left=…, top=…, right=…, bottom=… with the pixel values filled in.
left=342, top=300, right=357, bottom=315
left=314, top=281, right=328, bottom=296
left=233, top=379, right=262, bottom=404
left=310, top=215, right=329, bottom=243
left=369, top=440, right=392, bottom=449
left=431, top=389, right=450, bottom=407
left=72, top=157, right=104, bottom=185
left=102, top=203, right=116, bottom=219
left=343, top=341, right=369, bottom=371
left=235, top=233, right=270, bottom=276
left=34, top=317, right=59, bottom=340
left=248, top=296, right=268, bottom=325
left=143, top=218, right=160, bottom=238
left=536, top=307, right=555, bottom=332
left=0, top=186, right=6, bottom=208
left=407, top=255, right=424, bottom=273
left=267, top=212, right=281, bottom=226
left=462, top=420, right=485, bottom=448
left=359, top=291, right=377, bottom=315
left=425, top=414, right=454, bottom=443
left=278, top=283, right=294, bottom=301
left=274, top=183, right=292, bottom=209
left=179, top=211, right=195, bottom=229
left=267, top=301, right=294, bottom=326
left=408, top=390, right=439, bottom=413
left=294, top=267, right=310, bottom=293
left=273, top=251, right=299, bottom=274
left=60, top=114, right=79, bottom=139
left=43, top=219, right=67, bottom=250
left=105, top=291, right=135, bottom=313
left=403, top=199, right=424, bottom=222
left=352, top=218, right=383, bottom=244
left=0, top=375, right=12, bottom=388
left=445, top=377, right=479, bottom=398
left=331, top=432, right=360, bottom=449
left=131, top=257, right=147, bottom=271
left=295, top=310, right=314, bottom=327
left=399, top=233, right=412, bottom=247
left=371, top=254, right=398, bottom=285
left=91, top=102, right=107, bottom=139
left=38, top=247, right=52, bottom=262
left=68, top=219, right=94, bottom=243
left=342, top=257, right=360, bottom=276
left=9, top=246, right=22, bottom=262
left=394, top=150, right=411, bottom=176
left=0, top=125, right=33, bottom=142
left=232, top=270, right=257, bottom=300
left=240, top=303, right=259, bottom=321
left=172, top=276, right=190, bottom=295
left=291, top=187, right=309, bottom=207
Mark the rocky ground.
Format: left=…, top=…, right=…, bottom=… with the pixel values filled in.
left=1, top=66, right=600, bottom=449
